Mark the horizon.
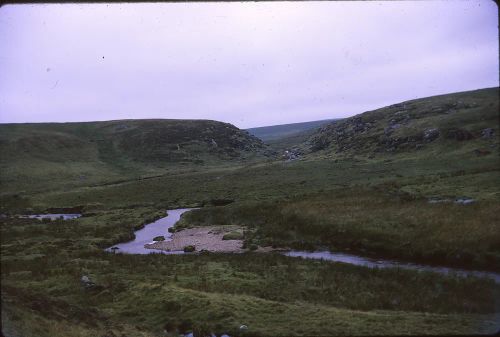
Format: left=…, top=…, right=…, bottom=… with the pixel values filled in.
left=0, top=86, right=496, bottom=129
left=0, top=2, right=498, bottom=128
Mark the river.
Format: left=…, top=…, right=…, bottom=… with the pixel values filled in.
left=107, top=208, right=192, bottom=254
left=107, top=208, right=500, bottom=283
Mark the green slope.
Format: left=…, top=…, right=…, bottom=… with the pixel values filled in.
left=0, top=119, right=272, bottom=194
left=246, top=119, right=336, bottom=142
left=302, top=87, right=499, bottom=159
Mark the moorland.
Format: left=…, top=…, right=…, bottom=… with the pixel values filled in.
left=1, top=87, right=499, bottom=337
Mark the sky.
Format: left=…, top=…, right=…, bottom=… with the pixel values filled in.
left=0, top=1, right=498, bottom=129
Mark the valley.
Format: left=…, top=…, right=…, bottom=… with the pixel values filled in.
left=1, top=88, right=499, bottom=337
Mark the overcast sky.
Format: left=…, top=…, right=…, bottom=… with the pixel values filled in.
left=0, top=1, right=498, bottom=128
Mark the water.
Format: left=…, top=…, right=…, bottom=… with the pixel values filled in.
left=107, top=208, right=193, bottom=254
left=18, top=214, right=81, bottom=220
left=284, top=250, right=500, bottom=283
left=106, top=208, right=500, bottom=283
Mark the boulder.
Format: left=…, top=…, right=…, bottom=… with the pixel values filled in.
left=80, top=275, right=96, bottom=289
left=423, top=128, right=440, bottom=142
left=454, top=197, right=475, bottom=205
left=481, top=128, right=495, bottom=139
left=153, top=235, right=165, bottom=241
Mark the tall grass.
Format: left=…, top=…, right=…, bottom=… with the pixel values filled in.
left=180, top=188, right=500, bottom=270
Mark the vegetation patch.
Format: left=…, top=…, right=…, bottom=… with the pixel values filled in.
left=183, top=245, right=196, bottom=253
left=222, top=231, right=244, bottom=240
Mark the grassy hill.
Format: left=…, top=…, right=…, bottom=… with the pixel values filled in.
left=302, top=87, right=499, bottom=158
left=265, top=126, right=327, bottom=154
left=246, top=119, right=336, bottom=142
left=0, top=119, right=272, bottom=194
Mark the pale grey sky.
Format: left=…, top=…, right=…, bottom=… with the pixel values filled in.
left=0, top=1, right=498, bottom=128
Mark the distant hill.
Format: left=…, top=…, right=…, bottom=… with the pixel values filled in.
left=301, top=87, right=499, bottom=158
left=0, top=119, right=272, bottom=193
left=246, top=119, right=336, bottom=142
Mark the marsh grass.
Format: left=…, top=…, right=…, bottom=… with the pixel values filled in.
left=2, top=207, right=499, bottom=336
left=181, top=188, right=500, bottom=270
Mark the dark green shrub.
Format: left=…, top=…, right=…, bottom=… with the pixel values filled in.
left=222, top=231, right=244, bottom=240
left=183, top=245, right=196, bottom=253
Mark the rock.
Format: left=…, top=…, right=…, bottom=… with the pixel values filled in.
left=183, top=245, right=196, bottom=253
left=80, top=275, right=96, bottom=289
left=428, top=197, right=451, bottom=204
left=239, top=325, right=248, bottom=331
left=114, top=124, right=129, bottom=131
left=283, top=149, right=301, bottom=161
left=153, top=235, right=165, bottom=241
left=445, top=128, right=474, bottom=141
left=481, top=128, right=495, bottom=139
left=423, top=128, right=440, bottom=142
left=454, top=197, right=475, bottom=205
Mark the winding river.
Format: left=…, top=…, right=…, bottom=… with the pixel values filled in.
left=107, top=208, right=192, bottom=254
left=107, top=208, right=500, bottom=283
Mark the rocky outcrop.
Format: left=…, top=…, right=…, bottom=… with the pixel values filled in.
left=423, top=128, right=440, bottom=142
left=115, top=120, right=274, bottom=162
left=309, top=117, right=374, bottom=153
left=302, top=88, right=498, bottom=157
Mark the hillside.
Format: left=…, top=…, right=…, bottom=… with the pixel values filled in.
left=0, top=119, right=272, bottom=193
left=246, top=119, right=336, bottom=142
left=2, top=89, right=500, bottom=337
left=302, top=88, right=499, bottom=158
left=265, top=127, right=321, bottom=153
